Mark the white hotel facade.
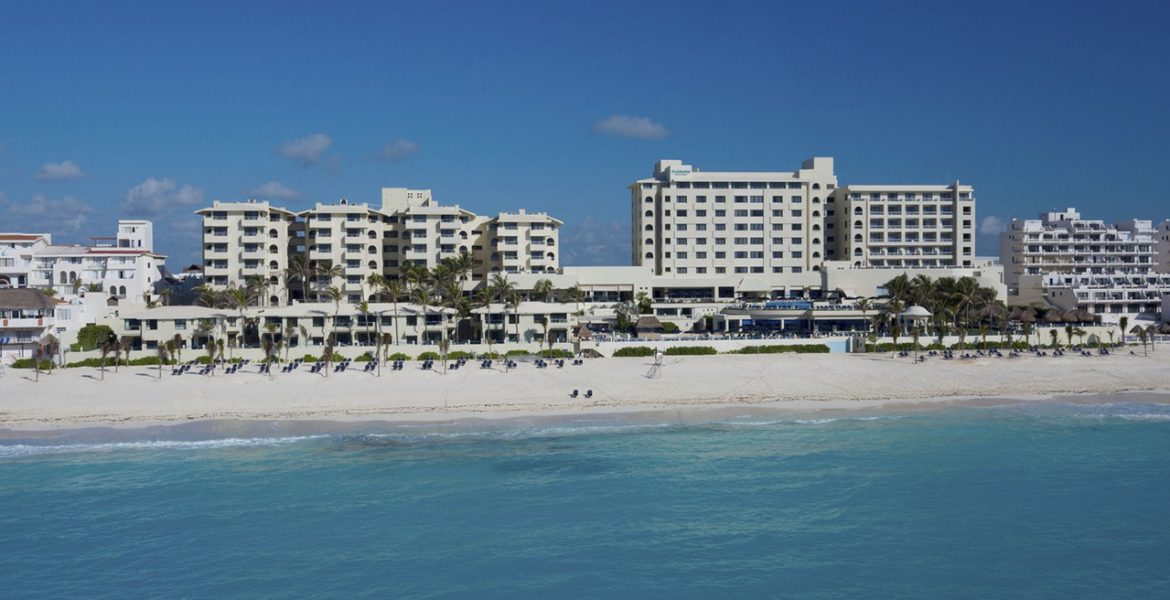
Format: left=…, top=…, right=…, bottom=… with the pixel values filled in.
left=198, top=188, right=561, bottom=304
left=1000, top=208, right=1170, bottom=323
left=630, top=158, right=984, bottom=299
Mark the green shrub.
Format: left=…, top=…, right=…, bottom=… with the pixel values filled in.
left=664, top=346, right=717, bottom=355
left=319, top=351, right=339, bottom=363
left=301, top=354, right=319, bottom=363
left=661, top=321, right=680, bottom=334
left=75, top=324, right=115, bottom=352
left=355, top=351, right=376, bottom=362
left=505, top=349, right=531, bottom=357
left=613, top=346, right=655, bottom=357
left=128, top=356, right=165, bottom=366
left=66, top=358, right=108, bottom=368
left=447, top=351, right=474, bottom=360
left=388, top=352, right=411, bottom=361
left=417, top=351, right=440, bottom=360
left=735, top=344, right=831, bottom=354
left=478, top=352, right=501, bottom=359
left=11, top=358, right=54, bottom=369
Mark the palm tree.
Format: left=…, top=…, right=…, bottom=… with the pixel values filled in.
left=325, top=285, right=343, bottom=348
left=215, top=338, right=225, bottom=368
left=507, top=290, right=522, bottom=344
left=121, top=335, right=133, bottom=368
left=565, top=286, right=586, bottom=314
left=1119, top=316, right=1129, bottom=348
left=533, top=278, right=554, bottom=302
left=412, top=283, right=434, bottom=345
left=99, top=341, right=111, bottom=381
left=911, top=323, right=921, bottom=361
left=1020, top=322, right=1034, bottom=350
left=883, top=274, right=912, bottom=305
left=381, top=279, right=406, bottom=347
left=315, top=261, right=344, bottom=302
left=475, top=286, right=497, bottom=355
left=1064, top=324, right=1075, bottom=348
left=171, top=333, right=183, bottom=365
left=1049, top=329, right=1059, bottom=351
left=195, top=285, right=220, bottom=308
left=157, top=344, right=169, bottom=378
left=890, top=315, right=902, bottom=356
left=1138, top=327, right=1149, bottom=356
left=367, top=273, right=386, bottom=302
left=205, top=337, right=217, bottom=374
left=356, top=300, right=371, bottom=348
left=285, top=254, right=313, bottom=303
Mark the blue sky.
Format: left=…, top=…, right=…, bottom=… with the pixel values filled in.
left=2, top=0, right=1168, bottom=268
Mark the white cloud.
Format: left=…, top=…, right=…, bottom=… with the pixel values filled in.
left=36, top=159, right=85, bottom=180
left=278, top=133, right=332, bottom=166
left=592, top=114, right=669, bottom=140
left=978, top=215, right=1008, bottom=235
left=4, top=193, right=94, bottom=233
left=122, top=177, right=205, bottom=217
left=248, top=180, right=303, bottom=200
left=380, top=139, right=419, bottom=162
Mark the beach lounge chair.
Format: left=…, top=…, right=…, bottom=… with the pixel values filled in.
left=584, top=389, right=593, bottom=399
left=570, top=389, right=578, bottom=398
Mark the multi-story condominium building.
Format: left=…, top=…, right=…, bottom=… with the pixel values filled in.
left=484, top=210, right=561, bottom=276
left=0, top=233, right=52, bottom=289
left=1000, top=209, right=1158, bottom=290
left=195, top=200, right=299, bottom=304
left=300, top=199, right=390, bottom=303
left=1000, top=208, right=1167, bottom=322
left=828, top=183, right=976, bottom=268
left=631, top=158, right=838, bottom=277
left=0, top=220, right=166, bottom=304
left=1157, top=220, right=1170, bottom=271
left=199, top=188, right=561, bottom=305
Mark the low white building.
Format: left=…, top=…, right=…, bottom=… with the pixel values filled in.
left=0, top=233, right=52, bottom=289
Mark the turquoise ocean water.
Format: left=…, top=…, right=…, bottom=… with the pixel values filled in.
left=2, top=398, right=1169, bottom=599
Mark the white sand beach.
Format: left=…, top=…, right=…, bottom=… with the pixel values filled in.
left=2, top=350, right=1169, bottom=431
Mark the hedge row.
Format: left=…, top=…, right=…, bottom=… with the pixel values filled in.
left=734, top=344, right=831, bottom=354
left=664, top=346, right=717, bottom=356
left=612, top=346, right=656, bottom=357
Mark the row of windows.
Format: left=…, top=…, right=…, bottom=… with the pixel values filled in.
left=670, top=266, right=807, bottom=274
left=645, top=196, right=814, bottom=204
left=645, top=181, right=834, bottom=191
left=643, top=209, right=806, bottom=219
left=646, top=237, right=807, bottom=246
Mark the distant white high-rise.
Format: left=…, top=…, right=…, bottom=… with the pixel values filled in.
left=630, top=158, right=838, bottom=277
left=1000, top=208, right=1168, bottom=322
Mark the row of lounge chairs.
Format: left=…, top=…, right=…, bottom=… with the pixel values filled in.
left=568, top=389, right=593, bottom=399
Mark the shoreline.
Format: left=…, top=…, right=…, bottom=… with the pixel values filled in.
left=2, top=351, right=1169, bottom=435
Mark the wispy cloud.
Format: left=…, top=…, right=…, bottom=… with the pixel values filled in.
left=379, top=139, right=419, bottom=162
left=4, top=193, right=95, bottom=233
left=36, top=159, right=85, bottom=180
left=978, top=215, right=1008, bottom=235
left=122, top=177, right=204, bottom=217
left=278, top=133, right=333, bottom=166
left=592, top=114, right=669, bottom=140
left=247, top=180, right=303, bottom=201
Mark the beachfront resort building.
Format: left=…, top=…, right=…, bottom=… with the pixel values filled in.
left=195, top=200, right=299, bottom=303
left=198, top=188, right=561, bottom=305
left=828, top=183, right=976, bottom=268
left=0, top=220, right=166, bottom=305
left=0, top=233, right=52, bottom=289
left=630, top=159, right=978, bottom=275
left=1000, top=208, right=1169, bottom=323
left=630, top=158, right=838, bottom=278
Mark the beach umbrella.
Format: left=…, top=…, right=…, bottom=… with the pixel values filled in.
left=1041, top=310, right=1063, bottom=323
left=1016, top=311, right=1037, bottom=324
left=1077, top=309, right=1097, bottom=324
left=1159, top=323, right=1170, bottom=335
